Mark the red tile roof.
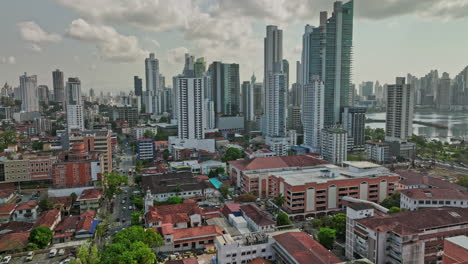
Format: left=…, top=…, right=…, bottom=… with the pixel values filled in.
left=401, top=188, right=468, bottom=200
left=161, top=224, right=174, bottom=235
left=0, top=203, right=16, bottom=214
left=145, top=203, right=201, bottom=225
left=357, top=207, right=468, bottom=235
left=51, top=196, right=72, bottom=208
left=248, top=258, right=274, bottom=264
left=229, top=155, right=329, bottom=171
left=273, top=232, right=340, bottom=264
left=172, top=225, right=222, bottom=241
left=76, top=216, right=93, bottom=232
left=78, top=189, right=102, bottom=200
left=396, top=171, right=467, bottom=191
left=240, top=204, right=275, bottom=226
left=80, top=210, right=96, bottom=219
left=0, top=188, right=15, bottom=199
left=34, top=209, right=60, bottom=228
left=54, top=216, right=80, bottom=233
left=224, top=203, right=241, bottom=213
left=0, top=221, right=33, bottom=234
left=0, top=232, right=29, bottom=252
left=15, top=201, right=37, bottom=211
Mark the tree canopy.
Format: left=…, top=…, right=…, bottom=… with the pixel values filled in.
left=234, top=193, right=257, bottom=203
left=166, top=196, right=183, bottom=205
left=276, top=213, right=291, bottom=226
left=317, top=227, right=336, bottom=250
left=0, top=131, right=17, bottom=151
left=219, top=184, right=230, bottom=199
left=222, top=148, right=244, bottom=162
left=332, top=213, right=346, bottom=239
left=388, top=206, right=401, bottom=214
left=380, top=193, right=400, bottom=209
left=29, top=226, right=53, bottom=249
left=274, top=194, right=286, bottom=208
left=104, top=173, right=128, bottom=199
left=456, top=176, right=468, bottom=188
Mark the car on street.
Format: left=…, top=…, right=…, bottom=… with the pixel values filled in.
left=49, top=249, right=57, bottom=258
left=305, top=217, right=314, bottom=221
left=1, top=256, right=11, bottom=264
left=129, top=206, right=133, bottom=210
left=58, top=249, right=65, bottom=256
left=123, top=206, right=126, bottom=210
left=59, top=259, right=71, bottom=264
left=25, top=251, right=34, bottom=261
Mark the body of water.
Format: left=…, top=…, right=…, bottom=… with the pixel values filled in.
left=366, top=109, right=468, bottom=142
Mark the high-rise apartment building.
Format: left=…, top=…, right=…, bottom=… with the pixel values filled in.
left=385, top=77, right=414, bottom=142
left=301, top=1, right=354, bottom=126
left=66, top=77, right=84, bottom=132
left=19, top=73, right=39, bottom=112
left=194, top=57, right=206, bottom=78
left=183, top=54, right=195, bottom=77
left=321, top=128, right=347, bottom=164
left=176, top=77, right=205, bottom=140
left=360, top=81, right=373, bottom=97
left=303, top=79, right=325, bottom=152
left=134, top=76, right=142, bottom=96
left=264, top=25, right=287, bottom=138
left=52, top=69, right=65, bottom=105
left=37, top=85, right=49, bottom=104
left=341, top=106, right=366, bottom=151
left=436, top=72, right=451, bottom=110
left=208, top=62, right=240, bottom=117
left=241, top=75, right=256, bottom=122
left=144, top=53, right=161, bottom=114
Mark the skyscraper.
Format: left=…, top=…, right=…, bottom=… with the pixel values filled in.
left=436, top=72, right=451, bottom=110
left=144, top=53, right=161, bottom=114
left=241, top=74, right=256, bottom=122
left=301, top=1, right=354, bottom=126
left=360, top=81, right=374, bottom=97
left=134, top=76, right=142, bottom=96
left=176, top=77, right=205, bottom=140
left=183, top=54, right=195, bottom=77
left=385, top=77, right=414, bottom=142
left=194, top=57, right=206, bottom=78
left=66, top=77, right=84, bottom=132
left=37, top=85, right=49, bottom=104
left=264, top=25, right=287, bottom=138
left=207, top=62, right=240, bottom=117
left=303, top=78, right=325, bottom=152
left=19, top=73, right=39, bottom=112
left=321, top=128, right=347, bottom=164
left=52, top=69, right=65, bottom=105
left=341, top=106, right=366, bottom=151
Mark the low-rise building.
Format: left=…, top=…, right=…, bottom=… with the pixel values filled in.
left=365, top=141, right=390, bottom=163
left=157, top=225, right=223, bottom=252
left=142, top=172, right=214, bottom=206
left=400, top=188, right=468, bottom=211
left=13, top=201, right=38, bottom=222
left=228, top=155, right=329, bottom=197
left=137, top=138, right=155, bottom=160
left=0, top=188, right=16, bottom=204
left=77, top=189, right=102, bottom=213
left=131, top=126, right=158, bottom=140
left=0, top=203, right=16, bottom=224
left=396, top=171, right=467, bottom=191
left=145, top=200, right=203, bottom=229
left=34, top=209, right=61, bottom=230
left=321, top=128, right=347, bottom=164
left=245, top=149, right=275, bottom=159
left=345, top=205, right=468, bottom=264
left=273, top=232, right=341, bottom=264
left=240, top=204, right=275, bottom=232
left=443, top=235, right=468, bottom=264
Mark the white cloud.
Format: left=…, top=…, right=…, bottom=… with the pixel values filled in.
left=167, top=47, right=189, bottom=65
left=17, top=21, right=62, bottom=43
left=1, top=56, right=16, bottom=65
left=56, top=0, right=193, bottom=31
left=28, top=43, right=43, bottom=52
left=65, top=19, right=147, bottom=62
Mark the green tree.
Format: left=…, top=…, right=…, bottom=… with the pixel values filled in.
left=131, top=211, right=142, bottom=226
left=208, top=170, right=217, bottom=178
left=216, top=167, right=225, bottom=174
left=274, top=194, right=286, bottom=208
left=70, top=192, right=78, bottom=203
left=332, top=214, right=346, bottom=239
left=26, top=243, right=39, bottom=251
left=103, top=173, right=128, bottom=200
left=276, top=213, right=291, bottom=226
left=38, top=197, right=53, bottom=211
left=380, top=193, right=400, bottom=209
left=317, top=228, right=336, bottom=250
left=222, top=148, right=243, bottom=162
left=143, top=130, right=155, bottom=139
left=388, top=206, right=401, bottom=214
left=133, top=197, right=144, bottom=210
left=456, top=176, right=468, bottom=188
left=32, top=141, right=44, bottom=150
left=311, top=218, right=322, bottom=229
left=159, top=116, right=168, bottom=123
left=76, top=242, right=100, bottom=264
left=162, top=149, right=170, bottom=160
left=219, top=184, right=230, bottom=198
left=29, top=226, right=53, bottom=248
left=166, top=196, right=183, bottom=204
left=0, top=131, right=17, bottom=151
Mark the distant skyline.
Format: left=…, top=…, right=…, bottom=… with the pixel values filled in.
left=1, top=0, right=467, bottom=93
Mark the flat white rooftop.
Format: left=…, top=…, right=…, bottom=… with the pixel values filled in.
left=446, top=235, right=468, bottom=249
left=343, top=161, right=382, bottom=169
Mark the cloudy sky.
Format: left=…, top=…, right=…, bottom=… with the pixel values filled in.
left=1, top=0, right=467, bottom=93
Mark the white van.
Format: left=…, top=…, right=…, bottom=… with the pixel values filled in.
left=49, top=249, right=57, bottom=258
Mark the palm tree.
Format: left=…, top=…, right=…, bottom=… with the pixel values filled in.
left=174, top=184, right=182, bottom=196
left=274, top=194, right=286, bottom=208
